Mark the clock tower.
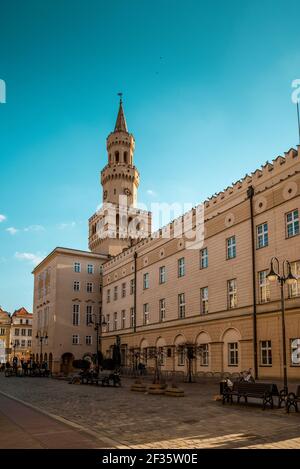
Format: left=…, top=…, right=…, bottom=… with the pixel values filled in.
left=88, top=97, right=151, bottom=256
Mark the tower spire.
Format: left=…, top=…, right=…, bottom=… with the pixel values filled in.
left=114, top=93, right=128, bottom=132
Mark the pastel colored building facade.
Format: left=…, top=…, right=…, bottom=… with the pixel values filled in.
left=10, top=307, right=33, bottom=361
left=0, top=307, right=11, bottom=363
left=32, top=99, right=300, bottom=381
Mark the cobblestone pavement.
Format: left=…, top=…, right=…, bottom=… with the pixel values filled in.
left=0, top=374, right=300, bottom=449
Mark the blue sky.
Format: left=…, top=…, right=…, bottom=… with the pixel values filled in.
left=0, top=0, right=300, bottom=313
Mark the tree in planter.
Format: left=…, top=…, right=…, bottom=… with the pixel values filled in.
left=146, top=346, right=168, bottom=385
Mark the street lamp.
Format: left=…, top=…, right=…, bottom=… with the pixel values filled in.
left=88, top=314, right=107, bottom=366
left=10, top=341, right=16, bottom=358
left=35, top=332, right=48, bottom=359
left=267, top=257, right=297, bottom=394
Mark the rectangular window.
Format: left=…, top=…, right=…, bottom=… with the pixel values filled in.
left=159, top=266, right=166, bottom=284
left=121, top=310, right=126, bottom=329
left=72, top=304, right=80, bottom=326
left=227, top=279, right=237, bottom=309
left=87, top=264, right=94, bottom=274
left=72, top=334, right=79, bottom=345
left=106, top=314, right=110, bottom=332
left=256, top=223, right=268, bottom=249
left=27, top=329, right=32, bottom=336
left=199, top=344, right=209, bottom=366
left=87, top=282, right=93, bottom=293
left=114, top=285, right=118, bottom=300
left=178, top=293, right=185, bottom=319
left=0, top=328, right=5, bottom=335
left=73, top=281, right=80, bottom=292
left=227, top=236, right=236, bottom=259
left=286, top=209, right=299, bottom=238
left=143, top=273, right=149, bottom=289
left=258, top=270, right=270, bottom=303
left=178, top=257, right=185, bottom=277
left=27, top=340, right=32, bottom=347
left=21, top=329, right=26, bottom=336
left=15, top=339, right=20, bottom=347
left=291, top=338, right=300, bottom=366
left=107, top=289, right=110, bottom=303
left=228, top=342, right=238, bottom=366
left=260, top=340, right=272, bottom=365
left=85, top=335, right=92, bottom=345
left=200, top=287, right=208, bottom=314
left=130, top=279, right=135, bottom=295
left=114, top=312, right=118, bottom=331
left=159, top=298, right=166, bottom=322
left=122, top=282, right=126, bottom=298
left=200, top=248, right=208, bottom=269
left=74, top=262, right=81, bottom=273
left=86, top=305, right=93, bottom=325
left=289, top=261, right=300, bottom=298
left=15, top=328, right=19, bottom=336
left=143, top=303, right=149, bottom=325
left=21, top=339, right=26, bottom=347
left=158, top=347, right=165, bottom=366
left=130, top=307, right=135, bottom=328
left=178, top=346, right=185, bottom=366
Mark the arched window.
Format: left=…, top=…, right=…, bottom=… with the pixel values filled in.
left=115, top=151, right=119, bottom=163
left=124, top=151, right=128, bottom=164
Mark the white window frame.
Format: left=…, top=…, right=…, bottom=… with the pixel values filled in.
left=74, top=262, right=81, bottom=273
left=85, top=335, right=92, bottom=345
left=258, top=270, right=270, bottom=303
left=286, top=209, right=299, bottom=238
left=199, top=343, right=209, bottom=366
left=159, top=266, right=166, bottom=284
left=178, top=257, right=185, bottom=277
left=130, top=279, right=135, bottom=295
left=87, top=264, right=94, bottom=274
left=227, top=236, right=236, bottom=259
left=121, top=310, right=126, bottom=329
left=114, top=285, right=118, bottom=300
left=72, top=304, right=80, bottom=326
left=178, top=293, right=185, bottom=319
left=289, top=261, right=300, bottom=298
left=260, top=340, right=272, bottom=366
left=143, top=273, right=149, bottom=289
left=228, top=342, right=238, bottom=366
left=87, top=282, right=93, bottom=293
left=114, top=312, right=118, bottom=331
left=227, top=279, right=237, bottom=309
left=130, top=307, right=135, bottom=328
left=72, top=334, right=79, bottom=345
left=200, top=248, right=208, bottom=269
left=86, top=305, right=93, bottom=325
left=256, top=223, right=268, bottom=249
left=143, top=303, right=149, bottom=325
left=122, top=282, right=126, bottom=298
left=159, top=298, right=166, bottom=322
left=73, top=280, right=80, bottom=292
left=200, top=287, right=208, bottom=314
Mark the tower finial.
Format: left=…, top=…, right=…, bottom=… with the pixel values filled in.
left=114, top=93, right=128, bottom=132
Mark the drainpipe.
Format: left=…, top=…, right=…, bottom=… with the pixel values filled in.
left=133, top=251, right=137, bottom=333
left=247, top=185, right=258, bottom=380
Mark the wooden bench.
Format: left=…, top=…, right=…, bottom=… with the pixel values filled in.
left=286, top=385, right=300, bottom=413
left=81, top=370, right=121, bottom=387
left=222, top=382, right=279, bottom=410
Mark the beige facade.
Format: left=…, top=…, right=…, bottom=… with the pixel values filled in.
left=0, top=308, right=11, bottom=363
left=32, top=247, right=108, bottom=373
left=101, top=146, right=300, bottom=381
left=10, top=307, right=32, bottom=361
left=32, top=99, right=300, bottom=382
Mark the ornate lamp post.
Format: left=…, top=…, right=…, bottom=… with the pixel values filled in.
left=35, top=332, right=48, bottom=359
left=88, top=314, right=107, bottom=366
left=267, top=257, right=297, bottom=394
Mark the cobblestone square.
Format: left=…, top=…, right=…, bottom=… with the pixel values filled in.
left=1, top=375, right=300, bottom=449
